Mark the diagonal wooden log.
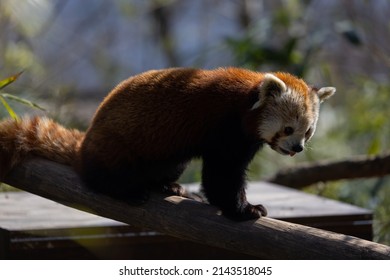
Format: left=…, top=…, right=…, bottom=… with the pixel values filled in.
left=267, top=153, right=390, bottom=189
left=3, top=157, right=390, bottom=259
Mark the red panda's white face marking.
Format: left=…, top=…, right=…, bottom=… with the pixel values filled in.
left=254, top=73, right=335, bottom=156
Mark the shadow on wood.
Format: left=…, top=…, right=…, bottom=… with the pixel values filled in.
left=3, top=158, right=390, bottom=259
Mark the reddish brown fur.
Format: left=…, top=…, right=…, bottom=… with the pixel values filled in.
left=0, top=116, right=84, bottom=179
left=273, top=72, right=309, bottom=95
left=0, top=68, right=314, bottom=179
left=80, top=68, right=271, bottom=166
left=0, top=67, right=324, bottom=220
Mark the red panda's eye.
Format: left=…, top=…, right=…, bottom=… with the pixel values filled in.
left=284, top=126, right=294, bottom=135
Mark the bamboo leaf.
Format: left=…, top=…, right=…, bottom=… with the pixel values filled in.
left=1, top=93, right=46, bottom=111
left=0, top=71, right=24, bottom=90
left=0, top=95, right=20, bottom=121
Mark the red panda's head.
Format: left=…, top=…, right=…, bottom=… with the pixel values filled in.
left=252, top=73, right=335, bottom=156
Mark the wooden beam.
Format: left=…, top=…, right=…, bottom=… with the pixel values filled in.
left=267, top=153, right=390, bottom=188
left=3, top=158, right=390, bottom=259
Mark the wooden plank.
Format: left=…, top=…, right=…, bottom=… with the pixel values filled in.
left=0, top=191, right=121, bottom=230
left=2, top=158, right=390, bottom=259
left=0, top=183, right=371, bottom=230
left=0, top=182, right=372, bottom=233
left=0, top=184, right=372, bottom=259
left=246, top=182, right=371, bottom=218
left=189, top=181, right=371, bottom=219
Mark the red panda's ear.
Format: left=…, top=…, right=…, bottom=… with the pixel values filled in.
left=316, top=87, right=336, bottom=103
left=261, top=74, right=287, bottom=97
left=251, top=74, right=287, bottom=110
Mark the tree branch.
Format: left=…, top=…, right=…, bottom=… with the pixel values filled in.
left=3, top=158, right=390, bottom=259
left=267, top=153, right=390, bottom=189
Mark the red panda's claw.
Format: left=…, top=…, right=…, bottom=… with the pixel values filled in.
left=254, top=204, right=268, bottom=217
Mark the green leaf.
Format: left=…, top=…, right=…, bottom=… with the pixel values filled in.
left=367, top=137, right=381, bottom=155
left=0, top=95, right=20, bottom=121
left=1, top=93, right=46, bottom=111
left=0, top=71, right=24, bottom=90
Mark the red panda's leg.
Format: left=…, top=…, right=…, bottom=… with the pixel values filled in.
left=144, top=160, right=204, bottom=202
left=80, top=153, right=203, bottom=203
left=201, top=154, right=267, bottom=221
left=78, top=159, right=151, bottom=204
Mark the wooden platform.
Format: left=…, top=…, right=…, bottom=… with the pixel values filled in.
left=0, top=181, right=372, bottom=259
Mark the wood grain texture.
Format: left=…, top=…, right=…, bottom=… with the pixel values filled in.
left=3, top=158, right=390, bottom=259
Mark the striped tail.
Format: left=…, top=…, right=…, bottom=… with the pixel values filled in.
left=0, top=116, right=85, bottom=180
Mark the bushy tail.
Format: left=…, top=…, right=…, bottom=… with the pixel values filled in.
left=0, top=116, right=85, bottom=179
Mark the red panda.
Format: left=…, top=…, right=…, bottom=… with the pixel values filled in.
left=0, top=67, right=335, bottom=221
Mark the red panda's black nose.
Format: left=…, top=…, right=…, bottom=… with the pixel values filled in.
left=292, top=144, right=303, bottom=153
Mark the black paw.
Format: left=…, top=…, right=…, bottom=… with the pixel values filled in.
left=254, top=204, right=268, bottom=217
left=223, top=203, right=268, bottom=221
left=162, top=183, right=186, bottom=196
left=162, top=183, right=206, bottom=203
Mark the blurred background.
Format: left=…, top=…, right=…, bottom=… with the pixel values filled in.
left=1, top=0, right=389, bottom=244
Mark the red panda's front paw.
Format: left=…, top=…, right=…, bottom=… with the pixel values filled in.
left=223, top=203, right=267, bottom=221
left=254, top=204, right=268, bottom=217
left=162, top=183, right=206, bottom=202
left=163, top=183, right=186, bottom=196
left=241, top=203, right=268, bottom=220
